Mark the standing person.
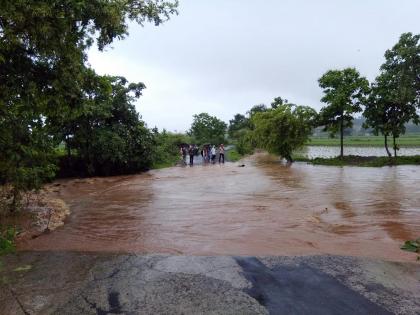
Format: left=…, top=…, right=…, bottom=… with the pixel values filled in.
left=206, top=145, right=210, bottom=163
left=211, top=145, right=216, bottom=164
left=219, top=144, right=225, bottom=163
left=181, top=146, right=187, bottom=165
left=188, top=144, right=194, bottom=166
left=202, top=146, right=207, bottom=163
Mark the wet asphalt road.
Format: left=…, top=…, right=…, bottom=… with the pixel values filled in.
left=1, top=252, right=419, bottom=314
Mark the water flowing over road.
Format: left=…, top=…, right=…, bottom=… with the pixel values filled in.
left=19, top=153, right=420, bottom=261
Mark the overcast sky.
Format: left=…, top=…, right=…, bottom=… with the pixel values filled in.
left=88, top=0, right=420, bottom=132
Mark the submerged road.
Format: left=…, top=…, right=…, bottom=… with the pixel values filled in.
left=18, top=153, right=420, bottom=261
left=1, top=253, right=419, bottom=314
left=2, top=153, right=420, bottom=314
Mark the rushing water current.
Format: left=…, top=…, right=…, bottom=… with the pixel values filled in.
left=19, top=153, right=420, bottom=261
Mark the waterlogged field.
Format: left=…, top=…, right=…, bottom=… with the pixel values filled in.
left=308, top=134, right=420, bottom=147
left=297, top=146, right=420, bottom=159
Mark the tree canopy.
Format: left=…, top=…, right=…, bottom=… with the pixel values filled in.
left=318, top=68, right=370, bottom=157
left=0, top=0, right=178, bottom=210
left=189, top=113, right=227, bottom=145
left=251, top=104, right=317, bottom=162
left=228, top=114, right=250, bottom=139
left=363, top=33, right=419, bottom=157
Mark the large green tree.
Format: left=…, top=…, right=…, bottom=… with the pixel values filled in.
left=247, top=104, right=268, bottom=118
left=0, top=0, right=178, bottom=210
left=318, top=68, right=370, bottom=158
left=61, top=75, right=154, bottom=176
left=363, top=76, right=394, bottom=157
left=228, top=114, right=250, bottom=139
left=364, top=33, right=420, bottom=157
left=189, top=113, right=227, bottom=145
left=252, top=104, right=317, bottom=162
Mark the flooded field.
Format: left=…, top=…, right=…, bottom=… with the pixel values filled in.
left=298, top=145, right=420, bottom=158
left=19, top=153, right=420, bottom=261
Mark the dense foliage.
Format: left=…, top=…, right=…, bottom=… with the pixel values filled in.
left=318, top=68, right=370, bottom=158
left=152, top=130, right=192, bottom=168
left=363, top=33, right=420, bottom=157
left=56, top=75, right=156, bottom=176
left=0, top=0, right=178, bottom=210
left=252, top=104, right=317, bottom=162
left=227, top=97, right=317, bottom=161
left=188, top=113, right=227, bottom=145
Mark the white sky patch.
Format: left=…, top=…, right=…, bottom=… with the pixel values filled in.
left=87, top=0, right=420, bottom=132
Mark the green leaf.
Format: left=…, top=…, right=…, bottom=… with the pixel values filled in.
left=13, top=265, right=32, bottom=272
left=400, top=239, right=420, bottom=253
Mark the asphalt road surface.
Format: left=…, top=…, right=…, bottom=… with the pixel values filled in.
left=1, top=252, right=419, bottom=314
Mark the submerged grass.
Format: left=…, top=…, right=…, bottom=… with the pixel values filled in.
left=0, top=226, right=17, bottom=255
left=294, top=155, right=420, bottom=167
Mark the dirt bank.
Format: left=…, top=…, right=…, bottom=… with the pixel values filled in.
left=1, top=185, right=70, bottom=243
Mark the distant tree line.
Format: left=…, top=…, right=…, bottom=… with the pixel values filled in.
left=228, top=32, right=419, bottom=160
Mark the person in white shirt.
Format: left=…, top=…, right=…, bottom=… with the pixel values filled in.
left=211, top=145, right=216, bottom=163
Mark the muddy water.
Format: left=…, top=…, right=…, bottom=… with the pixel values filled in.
left=19, top=153, right=420, bottom=261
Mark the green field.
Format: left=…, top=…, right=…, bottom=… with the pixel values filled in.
left=307, top=134, right=420, bottom=147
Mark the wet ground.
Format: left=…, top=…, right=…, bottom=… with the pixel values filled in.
left=1, top=253, right=419, bottom=314
left=18, top=153, right=420, bottom=261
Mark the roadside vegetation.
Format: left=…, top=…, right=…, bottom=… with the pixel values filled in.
left=401, top=238, right=420, bottom=261
left=226, top=149, right=242, bottom=162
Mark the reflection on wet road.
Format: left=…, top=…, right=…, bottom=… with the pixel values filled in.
left=19, top=153, right=420, bottom=261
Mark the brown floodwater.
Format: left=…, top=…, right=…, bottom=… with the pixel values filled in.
left=19, top=153, right=420, bottom=261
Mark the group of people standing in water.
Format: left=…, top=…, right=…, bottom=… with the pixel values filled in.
left=180, top=144, right=225, bottom=166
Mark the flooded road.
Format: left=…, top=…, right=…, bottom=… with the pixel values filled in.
left=19, top=153, right=420, bottom=261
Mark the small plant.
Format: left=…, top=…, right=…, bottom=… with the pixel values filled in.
left=0, top=227, right=17, bottom=255
left=400, top=238, right=420, bottom=253
left=227, top=149, right=242, bottom=162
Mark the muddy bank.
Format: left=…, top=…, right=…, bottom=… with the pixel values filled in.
left=1, top=186, right=70, bottom=242
left=18, top=153, right=420, bottom=262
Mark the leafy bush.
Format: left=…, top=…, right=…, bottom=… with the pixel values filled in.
left=0, top=227, right=17, bottom=255
left=226, top=149, right=242, bottom=162
left=152, top=130, right=192, bottom=168
left=401, top=239, right=420, bottom=253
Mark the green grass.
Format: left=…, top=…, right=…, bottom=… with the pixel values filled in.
left=152, top=158, right=179, bottom=169
left=307, top=134, right=420, bottom=147
left=0, top=226, right=16, bottom=256
left=226, top=149, right=243, bottom=162
left=294, top=155, right=420, bottom=167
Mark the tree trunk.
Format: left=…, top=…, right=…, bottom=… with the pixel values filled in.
left=393, top=134, right=397, bottom=158
left=384, top=134, right=391, bottom=157
left=340, top=114, right=344, bottom=158
left=66, top=136, right=71, bottom=159
left=10, top=186, right=20, bottom=213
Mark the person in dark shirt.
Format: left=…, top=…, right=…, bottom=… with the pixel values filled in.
left=188, top=144, right=194, bottom=165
